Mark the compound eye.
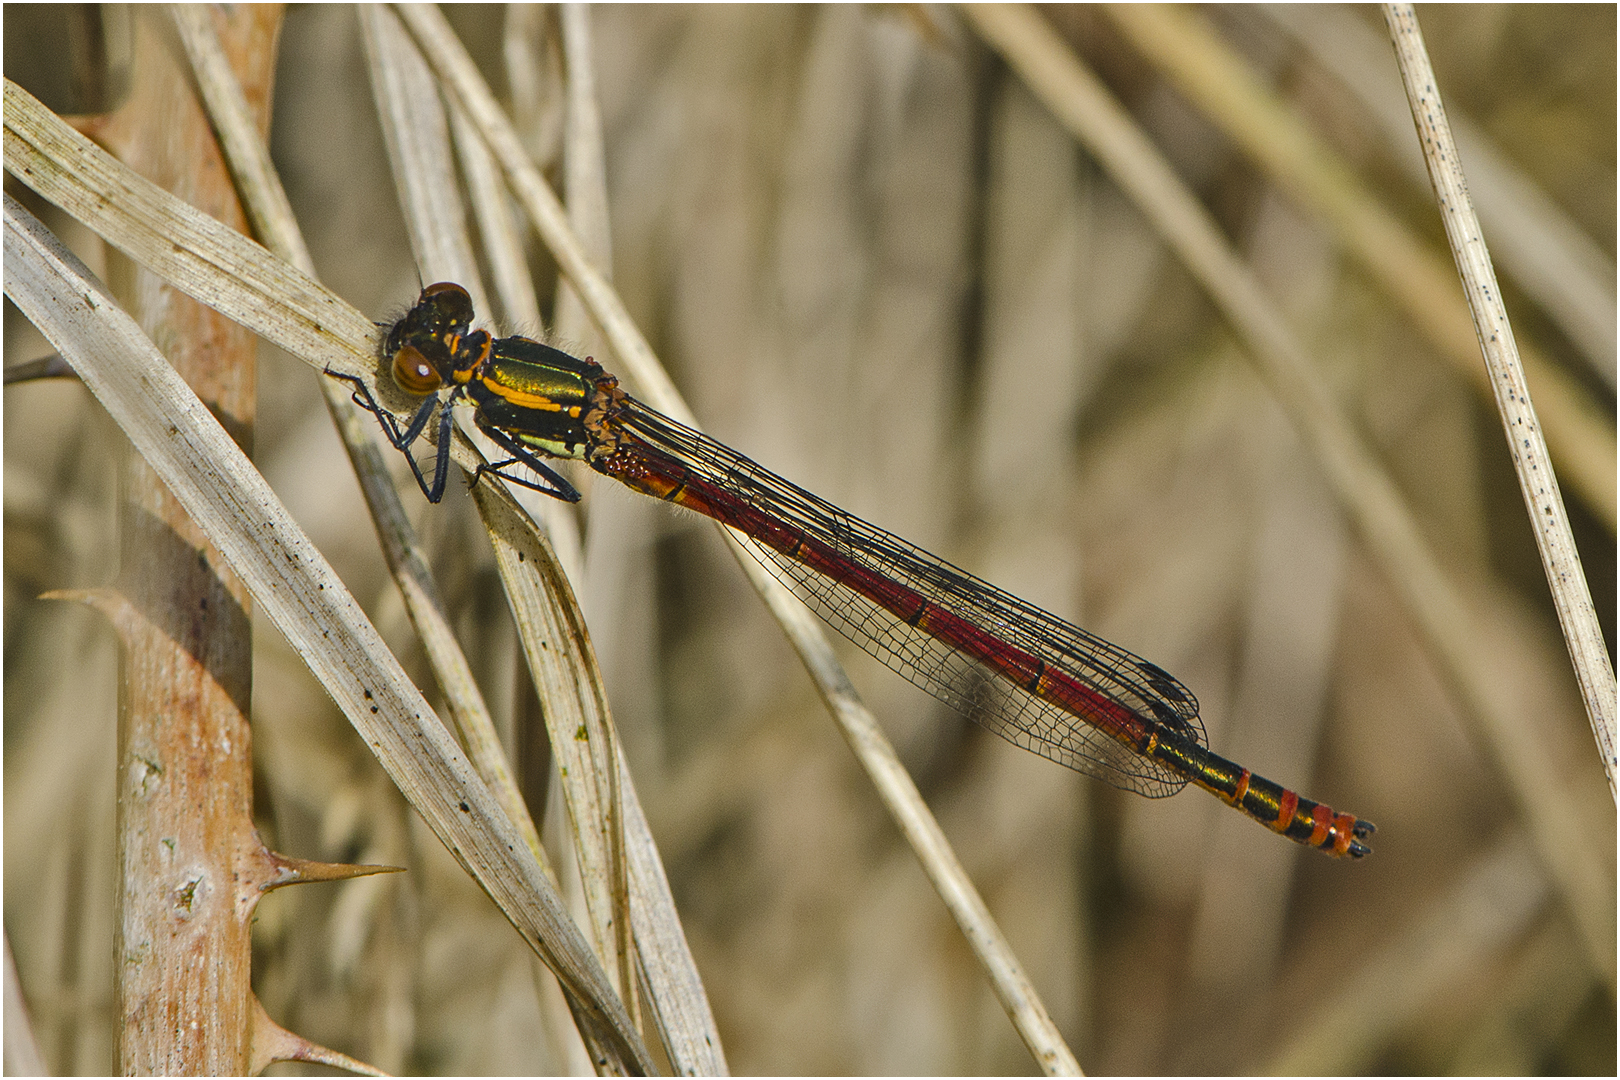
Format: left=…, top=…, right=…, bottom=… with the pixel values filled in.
left=392, top=344, right=443, bottom=395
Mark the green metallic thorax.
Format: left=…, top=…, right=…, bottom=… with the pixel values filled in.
left=468, top=336, right=605, bottom=462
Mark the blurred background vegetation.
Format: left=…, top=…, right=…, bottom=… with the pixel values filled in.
left=5, top=4, right=1614, bottom=1074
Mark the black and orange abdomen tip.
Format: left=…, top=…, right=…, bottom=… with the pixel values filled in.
left=1332, top=815, right=1376, bottom=858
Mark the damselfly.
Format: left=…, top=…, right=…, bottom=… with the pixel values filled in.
left=333, top=283, right=1374, bottom=858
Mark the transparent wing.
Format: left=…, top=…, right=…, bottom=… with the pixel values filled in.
left=614, top=402, right=1204, bottom=797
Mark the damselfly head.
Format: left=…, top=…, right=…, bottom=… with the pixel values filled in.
left=383, top=282, right=484, bottom=397
left=384, top=282, right=473, bottom=352
left=416, top=281, right=476, bottom=329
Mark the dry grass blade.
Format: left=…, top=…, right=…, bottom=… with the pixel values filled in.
left=2, top=92, right=652, bottom=1072
left=359, top=3, right=636, bottom=1014
left=537, top=1, right=637, bottom=1022
left=366, top=11, right=730, bottom=1069
left=452, top=93, right=542, bottom=333
left=367, top=6, right=644, bottom=1062
left=3, top=80, right=372, bottom=381
left=185, top=4, right=714, bottom=1061
left=960, top=2, right=1615, bottom=993
left=615, top=765, right=725, bottom=1078
left=1099, top=3, right=1616, bottom=533
left=170, top=0, right=560, bottom=887
left=469, top=483, right=635, bottom=1013
left=1255, top=3, right=1618, bottom=392
left=165, top=3, right=311, bottom=272
left=457, top=8, right=725, bottom=1068
left=553, top=1, right=614, bottom=344
left=476, top=478, right=733, bottom=1072
left=469, top=441, right=721, bottom=1075
left=11, top=101, right=364, bottom=375
left=390, top=5, right=1082, bottom=1073
left=359, top=5, right=487, bottom=318
left=389, top=3, right=683, bottom=420
left=1382, top=3, right=1616, bottom=796
left=351, top=1, right=575, bottom=881
left=1382, top=4, right=1616, bottom=794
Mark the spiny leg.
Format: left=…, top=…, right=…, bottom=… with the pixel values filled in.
left=324, top=368, right=455, bottom=503
left=472, top=422, right=583, bottom=503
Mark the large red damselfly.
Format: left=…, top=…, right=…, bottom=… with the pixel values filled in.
left=332, top=282, right=1374, bottom=858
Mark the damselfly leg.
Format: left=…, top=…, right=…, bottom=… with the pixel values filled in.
left=325, top=367, right=459, bottom=503
left=472, top=421, right=583, bottom=503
